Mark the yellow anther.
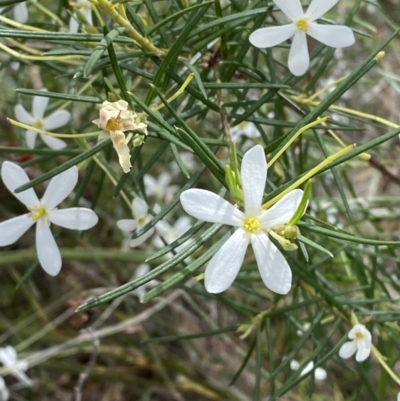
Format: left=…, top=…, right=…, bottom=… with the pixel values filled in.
left=355, top=332, right=364, bottom=340
left=31, top=205, right=47, bottom=221
left=106, top=117, right=122, bottom=131
left=33, top=120, right=43, bottom=129
left=296, top=18, right=309, bottom=32
left=244, top=217, right=260, bottom=233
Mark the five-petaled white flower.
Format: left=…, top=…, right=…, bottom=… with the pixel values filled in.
left=0, top=346, right=32, bottom=388
left=0, top=377, right=9, bottom=401
left=117, top=198, right=159, bottom=248
left=249, top=0, right=355, bottom=76
left=339, top=324, right=372, bottom=362
left=144, top=172, right=178, bottom=202
left=0, top=162, right=99, bottom=276
left=14, top=89, right=71, bottom=150
left=180, top=145, right=304, bottom=294
left=69, top=0, right=93, bottom=33
left=93, top=100, right=147, bottom=173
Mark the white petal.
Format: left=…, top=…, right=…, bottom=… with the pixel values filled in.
left=40, top=134, right=67, bottom=150
left=288, top=32, right=309, bottom=76
left=306, top=0, right=338, bottom=20
left=273, top=0, right=303, bottom=20
left=69, top=15, right=79, bottom=33
left=180, top=189, right=243, bottom=226
left=32, top=91, right=49, bottom=119
left=136, top=263, right=150, bottom=277
left=1, top=161, right=39, bottom=208
left=315, top=367, right=327, bottom=380
left=25, top=130, right=37, bottom=149
left=338, top=340, right=357, bottom=359
left=205, top=229, right=249, bottom=293
left=132, top=198, right=148, bottom=220
left=13, top=2, right=28, bottom=24
left=259, top=189, right=304, bottom=229
left=117, top=219, right=137, bottom=232
left=300, top=361, right=314, bottom=376
left=307, top=24, right=355, bottom=48
left=348, top=324, right=368, bottom=340
left=43, top=110, right=71, bottom=130
left=155, top=220, right=171, bottom=237
left=249, top=24, right=296, bottom=48
left=129, top=227, right=154, bottom=248
left=36, top=219, right=62, bottom=276
left=14, top=104, right=34, bottom=125
left=241, top=145, right=267, bottom=216
left=355, top=341, right=371, bottom=362
left=0, top=346, right=17, bottom=365
left=290, top=360, right=300, bottom=370
left=41, top=166, right=78, bottom=209
left=49, top=208, right=98, bottom=230
left=83, top=8, right=93, bottom=25
left=144, top=175, right=157, bottom=195
left=251, top=231, right=292, bottom=294
left=0, top=376, right=9, bottom=400
left=174, top=216, right=191, bottom=235
left=0, top=215, right=34, bottom=246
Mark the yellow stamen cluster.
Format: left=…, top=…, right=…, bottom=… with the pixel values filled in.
left=33, top=120, right=43, bottom=129
left=31, top=205, right=47, bottom=221
left=296, top=18, right=309, bottom=32
left=355, top=332, right=364, bottom=340
left=244, top=217, right=260, bottom=233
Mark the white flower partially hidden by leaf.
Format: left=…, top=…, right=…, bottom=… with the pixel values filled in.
left=133, top=263, right=159, bottom=301
left=0, top=377, right=9, bottom=401
left=93, top=100, right=147, bottom=174
left=249, top=0, right=355, bottom=76
left=230, top=121, right=261, bottom=142
left=14, top=89, right=71, bottom=150
left=291, top=359, right=327, bottom=380
left=153, top=216, right=192, bottom=258
left=69, top=0, right=93, bottom=33
left=180, top=145, right=304, bottom=294
left=0, top=162, right=99, bottom=276
left=144, top=172, right=178, bottom=202
left=0, top=346, right=32, bottom=388
left=117, top=198, right=159, bottom=248
left=339, top=324, right=372, bottom=362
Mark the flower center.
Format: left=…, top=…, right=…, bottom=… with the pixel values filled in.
left=355, top=332, right=364, bottom=340
left=106, top=116, right=122, bottom=131
left=31, top=205, right=48, bottom=221
left=33, top=119, right=43, bottom=129
left=244, top=217, right=260, bottom=233
left=296, top=18, right=309, bottom=32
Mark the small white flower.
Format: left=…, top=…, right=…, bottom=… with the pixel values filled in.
left=117, top=198, right=158, bottom=248
left=398, top=391, right=400, bottom=401
left=230, top=121, right=261, bottom=142
left=93, top=100, right=147, bottom=173
left=0, top=162, right=99, bottom=276
left=14, top=88, right=71, bottom=150
left=290, top=359, right=327, bottom=380
left=339, top=324, right=372, bottom=362
left=133, top=263, right=158, bottom=301
left=153, top=216, right=192, bottom=257
left=170, top=151, right=197, bottom=176
left=0, top=377, right=9, bottom=401
left=180, top=145, right=304, bottom=294
left=144, top=172, right=178, bottom=202
left=249, top=0, right=355, bottom=76
left=69, top=0, right=93, bottom=33
left=0, top=346, right=32, bottom=388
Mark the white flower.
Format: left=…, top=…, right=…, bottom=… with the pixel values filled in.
left=153, top=216, right=192, bottom=257
left=249, top=0, right=355, bottom=76
left=290, top=359, right=327, bottom=380
left=230, top=121, right=261, bottom=142
left=0, top=346, right=32, bottom=387
left=0, top=377, right=9, bottom=401
left=180, top=144, right=304, bottom=294
left=117, top=198, right=158, bottom=248
left=0, top=2, right=28, bottom=24
left=69, top=0, right=93, bottom=33
left=339, top=324, right=372, bottom=362
left=144, top=172, right=178, bottom=202
left=14, top=88, right=71, bottom=149
left=0, top=162, right=99, bottom=276
left=92, top=100, right=147, bottom=173
left=133, top=263, right=158, bottom=301
left=398, top=392, right=400, bottom=401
